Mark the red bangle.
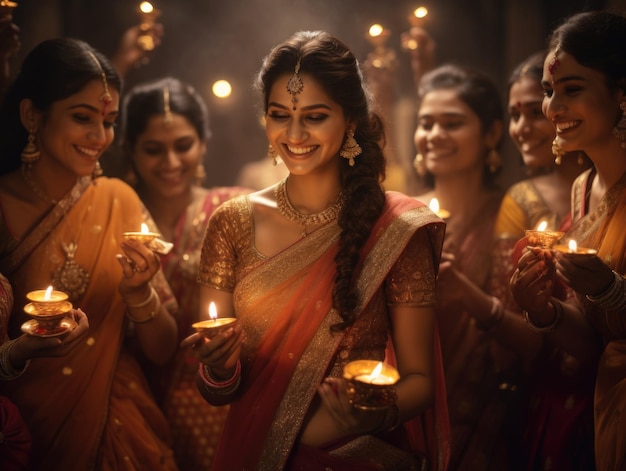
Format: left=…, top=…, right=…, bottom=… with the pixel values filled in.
left=198, top=360, right=241, bottom=388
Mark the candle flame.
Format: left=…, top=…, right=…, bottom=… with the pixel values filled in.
left=367, top=362, right=384, bottom=381
left=429, top=198, right=440, bottom=213
left=209, top=301, right=217, bottom=321
left=368, top=24, right=384, bottom=37
left=568, top=239, right=577, bottom=252
left=139, top=1, right=154, bottom=13
left=44, top=285, right=53, bottom=301
left=413, top=6, right=428, bottom=19
left=536, top=220, right=548, bottom=232
left=141, top=223, right=150, bottom=234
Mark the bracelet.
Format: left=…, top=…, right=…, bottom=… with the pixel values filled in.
left=523, top=300, right=563, bottom=333
left=198, top=361, right=241, bottom=396
left=475, top=296, right=505, bottom=332
left=126, top=286, right=157, bottom=308
left=126, top=286, right=161, bottom=323
left=0, top=339, right=30, bottom=381
left=586, top=270, right=626, bottom=312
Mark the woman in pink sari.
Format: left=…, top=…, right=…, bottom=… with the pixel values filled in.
left=182, top=31, right=450, bottom=471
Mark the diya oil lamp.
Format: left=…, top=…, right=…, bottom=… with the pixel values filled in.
left=123, top=223, right=173, bottom=255
left=428, top=198, right=450, bottom=220
left=137, top=1, right=161, bottom=51
left=192, top=302, right=238, bottom=339
left=401, top=6, right=429, bottom=51
left=553, top=239, right=597, bottom=260
left=0, top=0, right=17, bottom=16
left=21, top=286, right=75, bottom=337
left=343, top=360, right=400, bottom=410
left=525, top=220, right=564, bottom=249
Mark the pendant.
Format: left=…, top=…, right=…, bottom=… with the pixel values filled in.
left=51, top=241, right=89, bottom=301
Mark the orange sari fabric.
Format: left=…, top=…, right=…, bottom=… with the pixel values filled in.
left=568, top=169, right=626, bottom=471
left=0, top=177, right=177, bottom=470
left=205, top=192, right=449, bottom=471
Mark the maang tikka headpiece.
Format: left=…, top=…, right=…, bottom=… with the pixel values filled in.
left=86, top=50, right=112, bottom=115
left=286, top=57, right=304, bottom=110
left=163, top=86, right=173, bottom=125
left=548, top=44, right=561, bottom=83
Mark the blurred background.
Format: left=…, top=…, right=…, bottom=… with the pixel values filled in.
left=11, top=0, right=625, bottom=190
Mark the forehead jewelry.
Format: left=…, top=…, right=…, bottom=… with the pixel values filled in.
left=286, top=57, right=304, bottom=110
left=163, top=86, right=173, bottom=125
left=548, top=45, right=561, bottom=83
left=86, top=50, right=112, bottom=115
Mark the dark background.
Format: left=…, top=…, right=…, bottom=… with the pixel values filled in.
left=11, top=0, right=624, bottom=190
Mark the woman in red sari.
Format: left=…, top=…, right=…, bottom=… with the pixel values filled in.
left=511, top=11, right=626, bottom=471
left=182, top=30, right=450, bottom=471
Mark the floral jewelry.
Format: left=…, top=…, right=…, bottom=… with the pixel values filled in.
left=275, top=178, right=342, bottom=238
left=86, top=50, right=112, bottom=115
left=286, top=58, right=304, bottom=110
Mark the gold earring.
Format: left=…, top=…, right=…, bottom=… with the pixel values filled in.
left=613, top=100, right=626, bottom=149
left=486, top=148, right=502, bottom=174
left=92, top=161, right=103, bottom=178
left=21, top=129, right=40, bottom=165
left=413, top=153, right=427, bottom=177
left=267, top=145, right=278, bottom=166
left=339, top=129, right=362, bottom=166
left=552, top=137, right=564, bottom=165
left=195, top=163, right=206, bottom=185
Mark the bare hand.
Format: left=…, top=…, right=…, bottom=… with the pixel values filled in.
left=116, top=238, right=161, bottom=291
left=181, top=323, right=243, bottom=378
left=555, top=251, right=614, bottom=296
left=510, top=247, right=555, bottom=312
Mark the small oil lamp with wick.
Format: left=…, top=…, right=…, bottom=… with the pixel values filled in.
left=21, top=286, right=75, bottom=337
left=192, top=301, right=238, bottom=339
left=525, top=220, right=564, bottom=249
left=343, top=360, right=400, bottom=410
left=137, top=1, right=161, bottom=52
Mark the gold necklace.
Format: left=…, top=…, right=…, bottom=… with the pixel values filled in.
left=21, top=164, right=58, bottom=205
left=274, top=178, right=343, bottom=237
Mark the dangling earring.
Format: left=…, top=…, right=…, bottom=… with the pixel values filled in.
left=486, top=148, right=502, bottom=174
left=92, top=161, right=103, bottom=178
left=21, top=129, right=40, bottom=165
left=552, top=137, right=564, bottom=165
left=577, top=152, right=585, bottom=166
left=339, top=129, right=362, bottom=166
left=195, top=163, right=206, bottom=186
left=413, top=153, right=427, bottom=177
left=267, top=145, right=278, bottom=166
left=613, top=100, right=626, bottom=149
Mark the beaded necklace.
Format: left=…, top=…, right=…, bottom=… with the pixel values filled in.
left=274, top=178, right=343, bottom=237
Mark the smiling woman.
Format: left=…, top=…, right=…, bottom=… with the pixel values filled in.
left=0, top=38, right=180, bottom=470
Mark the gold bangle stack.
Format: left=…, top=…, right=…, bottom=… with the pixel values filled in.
left=126, top=286, right=161, bottom=323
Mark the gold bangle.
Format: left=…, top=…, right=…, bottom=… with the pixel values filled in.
left=523, top=300, right=563, bottom=333
left=126, top=287, right=161, bottom=323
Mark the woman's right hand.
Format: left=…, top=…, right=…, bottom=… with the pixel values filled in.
left=510, top=246, right=555, bottom=313
left=11, top=308, right=90, bottom=365
left=181, top=323, right=243, bottom=380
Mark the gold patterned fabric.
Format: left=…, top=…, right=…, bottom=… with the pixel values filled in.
left=199, top=192, right=449, bottom=471
left=0, top=177, right=178, bottom=470
left=567, top=168, right=626, bottom=471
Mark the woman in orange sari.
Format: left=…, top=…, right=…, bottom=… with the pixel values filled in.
left=182, top=31, right=450, bottom=471
left=0, top=38, right=179, bottom=470
left=511, top=11, right=626, bottom=471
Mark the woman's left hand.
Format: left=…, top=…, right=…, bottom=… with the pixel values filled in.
left=555, top=252, right=614, bottom=296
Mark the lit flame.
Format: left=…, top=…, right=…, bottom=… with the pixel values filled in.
left=212, top=80, right=232, bottom=99
left=536, top=220, right=548, bottom=232
left=139, top=1, right=154, bottom=14
left=366, top=362, right=384, bottom=381
left=44, top=285, right=53, bottom=301
left=141, top=223, right=150, bottom=234
left=568, top=239, right=577, bottom=252
left=413, top=6, right=428, bottom=19
left=368, top=24, right=384, bottom=37
left=209, top=301, right=217, bottom=321
left=429, top=198, right=440, bottom=213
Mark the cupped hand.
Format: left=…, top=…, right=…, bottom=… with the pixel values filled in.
left=510, top=247, right=555, bottom=312
left=555, top=251, right=615, bottom=296
left=181, top=323, right=243, bottom=378
left=116, top=238, right=161, bottom=291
